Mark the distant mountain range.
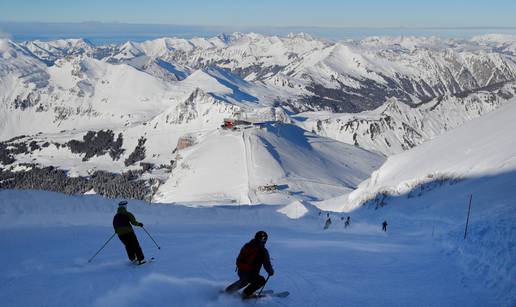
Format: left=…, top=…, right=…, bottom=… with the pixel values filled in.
left=1, top=33, right=516, bottom=202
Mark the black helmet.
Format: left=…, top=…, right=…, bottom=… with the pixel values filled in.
left=255, top=231, right=268, bottom=243
left=118, top=200, right=128, bottom=207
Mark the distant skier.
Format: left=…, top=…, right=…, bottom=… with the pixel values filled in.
left=324, top=216, right=332, bottom=229
left=345, top=216, right=351, bottom=228
left=225, top=231, right=274, bottom=298
left=382, top=220, right=388, bottom=232
left=113, top=201, right=146, bottom=265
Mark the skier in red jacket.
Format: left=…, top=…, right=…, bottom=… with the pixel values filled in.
left=225, top=231, right=274, bottom=298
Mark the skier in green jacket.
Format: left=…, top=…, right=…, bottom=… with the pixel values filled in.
left=112, top=201, right=146, bottom=264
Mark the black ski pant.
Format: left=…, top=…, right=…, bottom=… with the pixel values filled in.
left=225, top=271, right=266, bottom=296
left=118, top=232, right=144, bottom=261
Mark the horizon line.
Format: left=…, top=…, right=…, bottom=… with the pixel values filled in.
left=2, top=20, right=516, bottom=30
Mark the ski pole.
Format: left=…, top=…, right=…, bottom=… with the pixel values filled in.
left=88, top=233, right=116, bottom=263
left=256, top=275, right=270, bottom=297
left=142, top=226, right=161, bottom=250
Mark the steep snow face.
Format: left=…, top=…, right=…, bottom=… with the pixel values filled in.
left=294, top=82, right=516, bottom=155
left=319, top=99, right=516, bottom=212
left=154, top=123, right=384, bottom=205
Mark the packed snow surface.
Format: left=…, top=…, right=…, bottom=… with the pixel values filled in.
left=0, top=179, right=514, bottom=306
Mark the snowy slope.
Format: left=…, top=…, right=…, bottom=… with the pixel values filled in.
left=0, top=181, right=513, bottom=306
left=154, top=123, right=383, bottom=204
left=310, top=99, right=516, bottom=305
left=0, top=106, right=382, bottom=206
left=318, top=100, right=516, bottom=212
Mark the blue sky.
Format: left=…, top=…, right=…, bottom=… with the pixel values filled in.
left=1, top=0, right=515, bottom=28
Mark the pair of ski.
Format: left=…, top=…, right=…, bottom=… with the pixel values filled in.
left=131, top=257, right=156, bottom=266
left=221, top=289, right=289, bottom=299
left=247, top=289, right=290, bottom=299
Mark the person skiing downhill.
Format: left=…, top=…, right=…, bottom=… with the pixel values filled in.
left=225, top=231, right=274, bottom=298
left=345, top=216, right=351, bottom=228
left=113, top=201, right=146, bottom=264
left=324, top=216, right=332, bottom=229
left=382, top=220, right=388, bottom=232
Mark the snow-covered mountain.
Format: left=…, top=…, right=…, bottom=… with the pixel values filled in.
left=95, top=33, right=516, bottom=111
left=0, top=43, right=276, bottom=140
left=2, top=33, right=516, bottom=204
left=471, top=34, right=516, bottom=56
left=2, top=33, right=516, bottom=141
left=5, top=33, right=516, bottom=119
left=311, top=95, right=516, bottom=303
left=153, top=123, right=383, bottom=204
left=0, top=117, right=384, bottom=204
left=94, top=33, right=516, bottom=112
left=294, top=81, right=516, bottom=155
left=21, top=38, right=95, bottom=64
left=318, top=93, right=516, bottom=212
